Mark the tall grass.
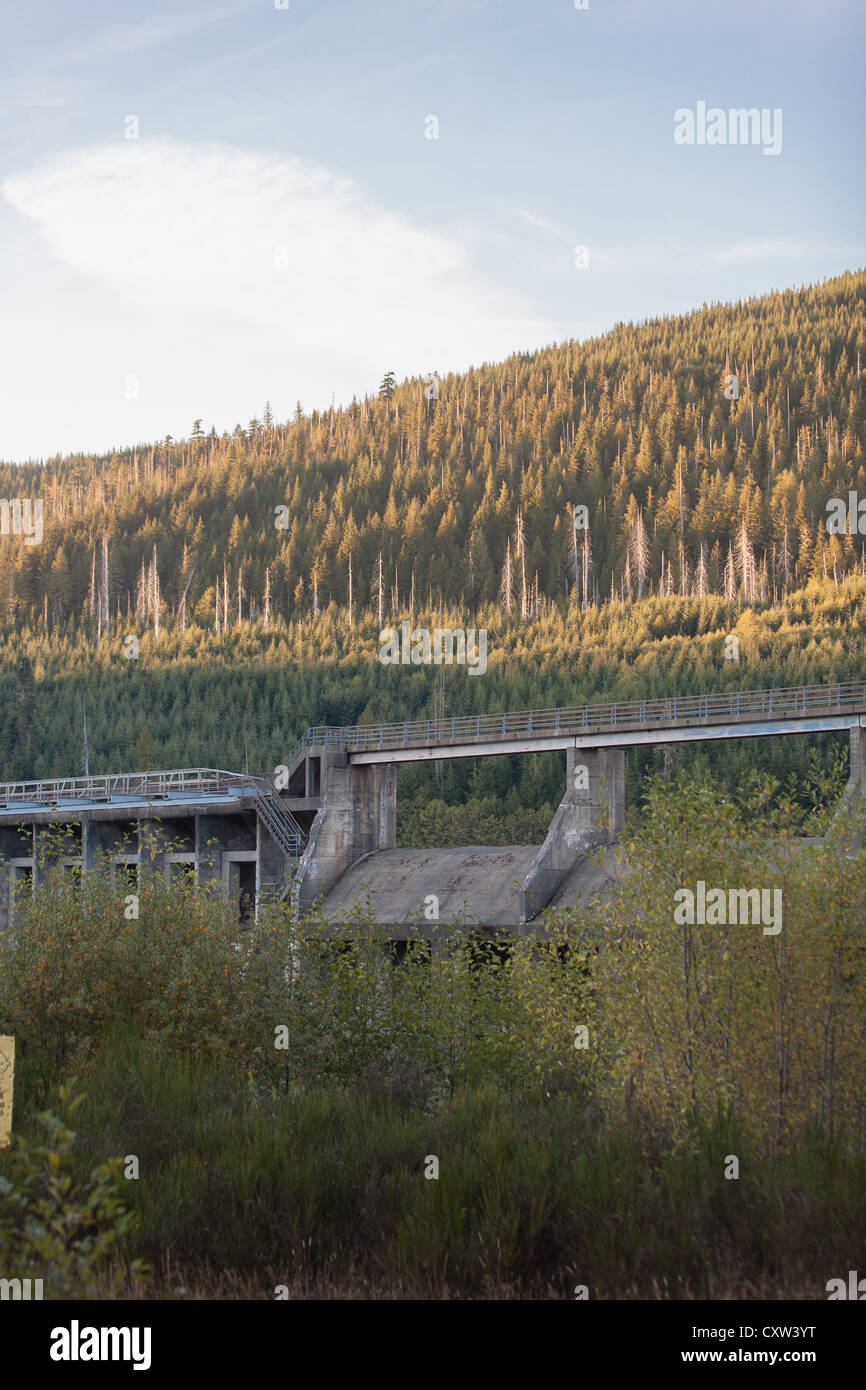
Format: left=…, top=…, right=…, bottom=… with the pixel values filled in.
left=9, top=1034, right=865, bottom=1298
left=1, top=776, right=865, bottom=1296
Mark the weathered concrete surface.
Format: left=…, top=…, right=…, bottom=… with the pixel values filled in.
left=849, top=723, right=865, bottom=789
left=320, top=846, right=538, bottom=934
left=316, top=842, right=629, bottom=935
left=832, top=721, right=866, bottom=845
left=520, top=747, right=625, bottom=921
left=295, top=748, right=397, bottom=910
left=546, top=842, right=628, bottom=916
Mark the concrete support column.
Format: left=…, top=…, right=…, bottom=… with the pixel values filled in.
left=521, top=746, right=624, bottom=923
left=850, top=724, right=865, bottom=790
left=567, top=746, right=625, bottom=837
left=0, top=826, right=27, bottom=932
left=195, top=814, right=224, bottom=892
left=296, top=748, right=397, bottom=910
left=257, top=816, right=287, bottom=899
left=138, top=819, right=171, bottom=885
left=830, top=720, right=866, bottom=846
left=33, top=824, right=65, bottom=887
left=83, top=818, right=127, bottom=869
left=82, top=816, right=98, bottom=870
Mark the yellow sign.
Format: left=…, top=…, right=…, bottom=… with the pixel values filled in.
left=0, top=1036, right=13, bottom=1148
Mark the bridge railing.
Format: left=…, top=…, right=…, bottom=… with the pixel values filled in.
left=10, top=682, right=861, bottom=806
left=289, top=680, right=866, bottom=759
left=0, top=768, right=270, bottom=809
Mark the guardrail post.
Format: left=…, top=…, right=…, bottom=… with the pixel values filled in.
left=529, top=712, right=533, bottom=733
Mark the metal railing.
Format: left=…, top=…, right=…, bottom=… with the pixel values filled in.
left=258, top=873, right=294, bottom=906
left=287, top=681, right=866, bottom=763
left=252, top=787, right=306, bottom=857
left=0, top=767, right=264, bottom=809
left=3, top=681, right=863, bottom=810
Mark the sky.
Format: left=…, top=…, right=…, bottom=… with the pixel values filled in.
left=0, top=0, right=863, bottom=463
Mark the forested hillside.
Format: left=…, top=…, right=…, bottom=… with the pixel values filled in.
left=2, top=269, right=864, bottom=627
left=0, top=270, right=864, bottom=833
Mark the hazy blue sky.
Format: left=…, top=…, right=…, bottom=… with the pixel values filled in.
left=1, top=0, right=863, bottom=461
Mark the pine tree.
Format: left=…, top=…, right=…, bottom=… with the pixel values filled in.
left=695, top=542, right=709, bottom=598
left=629, top=508, right=650, bottom=598
left=500, top=538, right=513, bottom=616
left=723, top=542, right=737, bottom=601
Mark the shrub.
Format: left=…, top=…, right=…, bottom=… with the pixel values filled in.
left=0, top=1083, right=145, bottom=1297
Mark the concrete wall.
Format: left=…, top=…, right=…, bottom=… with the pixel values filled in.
left=833, top=720, right=866, bottom=845
left=0, top=802, right=281, bottom=926
left=295, top=747, right=397, bottom=910
left=257, top=815, right=287, bottom=898
left=850, top=722, right=865, bottom=787
left=520, top=746, right=625, bottom=923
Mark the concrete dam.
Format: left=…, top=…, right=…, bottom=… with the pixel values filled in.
left=0, top=680, right=864, bottom=934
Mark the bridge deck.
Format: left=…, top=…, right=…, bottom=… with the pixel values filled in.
left=291, top=681, right=866, bottom=766
left=0, top=683, right=863, bottom=815
left=0, top=770, right=266, bottom=818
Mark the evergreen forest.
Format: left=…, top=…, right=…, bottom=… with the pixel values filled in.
left=0, top=268, right=864, bottom=838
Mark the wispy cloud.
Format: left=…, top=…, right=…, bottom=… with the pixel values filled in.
left=516, top=207, right=569, bottom=241
left=711, top=239, right=866, bottom=266
left=2, top=138, right=555, bottom=423
left=40, top=1, right=257, bottom=70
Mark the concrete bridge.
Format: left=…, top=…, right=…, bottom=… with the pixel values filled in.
left=0, top=681, right=863, bottom=932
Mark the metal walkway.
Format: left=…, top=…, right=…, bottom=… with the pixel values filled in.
left=0, top=768, right=264, bottom=813
left=1, top=683, right=863, bottom=810
left=289, top=680, right=866, bottom=766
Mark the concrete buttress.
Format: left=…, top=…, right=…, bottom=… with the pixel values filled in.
left=520, top=746, right=624, bottom=924
left=295, top=748, right=396, bottom=910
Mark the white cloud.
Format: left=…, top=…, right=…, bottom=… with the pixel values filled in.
left=1, top=138, right=555, bottom=457
left=711, top=239, right=866, bottom=266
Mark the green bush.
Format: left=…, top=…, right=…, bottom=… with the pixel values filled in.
left=0, top=1083, right=145, bottom=1297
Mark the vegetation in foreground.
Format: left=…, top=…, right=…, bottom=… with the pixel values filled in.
left=1, top=776, right=864, bottom=1298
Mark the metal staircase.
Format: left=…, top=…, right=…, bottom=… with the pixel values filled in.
left=252, top=785, right=307, bottom=907
left=258, top=872, right=295, bottom=906
left=252, top=785, right=307, bottom=857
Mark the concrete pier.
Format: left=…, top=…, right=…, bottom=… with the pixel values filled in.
left=520, top=747, right=625, bottom=923
left=295, top=748, right=396, bottom=911
left=0, top=684, right=863, bottom=934
left=831, top=720, right=866, bottom=845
